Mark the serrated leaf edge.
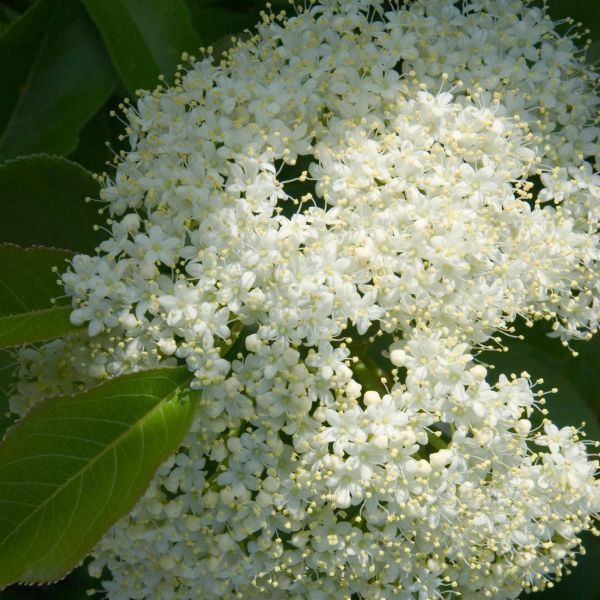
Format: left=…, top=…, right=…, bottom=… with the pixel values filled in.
left=0, top=367, right=194, bottom=587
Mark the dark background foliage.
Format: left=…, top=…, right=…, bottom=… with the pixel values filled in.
left=0, top=0, right=598, bottom=598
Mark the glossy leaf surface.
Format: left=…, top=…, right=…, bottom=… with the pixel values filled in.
left=0, top=156, right=102, bottom=252
left=0, top=245, right=72, bottom=316
left=0, top=366, right=195, bottom=587
left=82, top=0, right=200, bottom=94
left=0, top=0, right=116, bottom=161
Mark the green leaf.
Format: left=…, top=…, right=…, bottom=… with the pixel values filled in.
left=587, top=40, right=600, bottom=66
left=81, top=0, right=201, bottom=94
left=0, top=245, right=72, bottom=316
left=545, top=0, right=600, bottom=43
left=0, top=306, right=76, bottom=349
left=567, top=335, right=600, bottom=413
left=184, top=0, right=289, bottom=47
left=1, top=562, right=96, bottom=599
left=185, top=0, right=261, bottom=46
left=0, top=245, right=78, bottom=348
left=480, top=321, right=600, bottom=441
left=534, top=531, right=600, bottom=600
left=0, top=155, right=103, bottom=252
left=0, top=366, right=195, bottom=587
left=0, top=0, right=54, bottom=135
left=0, top=244, right=76, bottom=465
left=0, top=0, right=116, bottom=161
left=68, top=102, right=124, bottom=174
left=0, top=350, right=17, bottom=441
left=0, top=5, right=22, bottom=32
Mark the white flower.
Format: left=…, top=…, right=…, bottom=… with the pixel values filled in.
left=158, top=283, right=201, bottom=327
left=9, top=0, right=600, bottom=598
left=318, top=407, right=367, bottom=455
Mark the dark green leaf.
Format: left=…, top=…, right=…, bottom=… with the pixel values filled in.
left=0, top=350, right=17, bottom=442
left=81, top=0, right=201, bottom=94
left=588, top=40, right=600, bottom=66
left=0, top=0, right=54, bottom=135
left=184, top=0, right=289, bottom=47
left=0, top=366, right=195, bottom=587
left=1, top=562, right=96, bottom=599
left=480, top=321, right=600, bottom=441
left=545, top=0, right=600, bottom=42
left=0, top=244, right=75, bottom=481
left=0, top=306, right=76, bottom=348
left=566, top=334, right=600, bottom=413
left=534, top=531, right=600, bottom=600
left=0, top=245, right=72, bottom=316
left=0, top=155, right=103, bottom=252
left=184, top=0, right=262, bottom=46
left=0, top=245, right=78, bottom=348
left=0, top=6, right=21, bottom=31
left=68, top=102, right=123, bottom=174
left=0, top=0, right=116, bottom=161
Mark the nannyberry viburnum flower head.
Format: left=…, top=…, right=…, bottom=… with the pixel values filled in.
left=10, top=0, right=600, bottom=598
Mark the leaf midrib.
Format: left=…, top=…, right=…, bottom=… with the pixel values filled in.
left=0, top=304, right=71, bottom=322
left=0, top=371, right=193, bottom=547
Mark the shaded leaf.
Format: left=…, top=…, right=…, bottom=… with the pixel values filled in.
left=0, top=244, right=72, bottom=316
left=0, top=306, right=76, bottom=349
left=0, top=0, right=116, bottom=161
left=1, top=562, right=96, bottom=599
left=0, top=5, right=22, bottom=32
left=534, top=531, right=600, bottom=600
left=184, top=0, right=289, bottom=46
left=185, top=0, right=263, bottom=46
left=480, top=321, right=600, bottom=441
left=0, top=350, right=17, bottom=441
left=0, top=366, right=195, bottom=587
left=0, top=243, right=75, bottom=474
left=68, top=102, right=124, bottom=174
left=588, top=40, right=600, bottom=66
left=567, top=335, right=600, bottom=413
left=81, top=0, right=201, bottom=94
left=545, top=0, right=600, bottom=42
left=0, top=0, right=53, bottom=135
left=0, top=244, right=78, bottom=348
left=0, top=155, right=103, bottom=252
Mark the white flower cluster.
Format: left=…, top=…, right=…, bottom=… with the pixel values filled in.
left=9, top=0, right=600, bottom=598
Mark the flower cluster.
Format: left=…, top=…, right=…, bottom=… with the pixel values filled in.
left=9, top=0, right=600, bottom=598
